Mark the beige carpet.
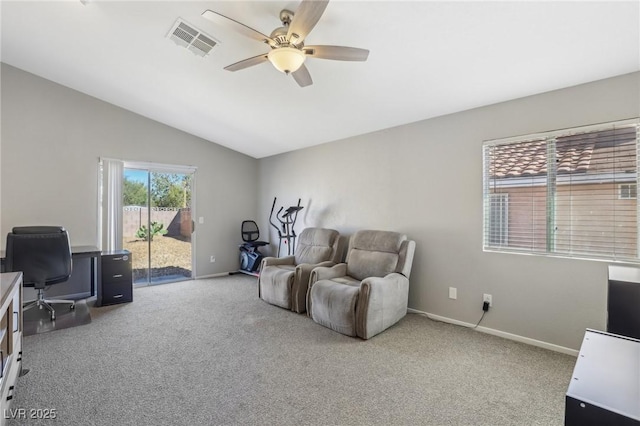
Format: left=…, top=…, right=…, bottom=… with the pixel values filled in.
left=9, top=274, right=575, bottom=425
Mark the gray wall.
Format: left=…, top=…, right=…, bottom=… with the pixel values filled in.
left=258, top=72, right=640, bottom=351
left=1, top=63, right=258, bottom=276
left=3, top=60, right=638, bottom=351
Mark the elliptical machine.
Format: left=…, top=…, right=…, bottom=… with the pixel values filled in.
left=269, top=197, right=304, bottom=257
left=237, top=220, right=268, bottom=276
left=233, top=198, right=303, bottom=276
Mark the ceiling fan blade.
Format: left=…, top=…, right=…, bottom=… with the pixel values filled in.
left=202, top=10, right=276, bottom=46
left=304, top=45, right=369, bottom=61
left=287, top=0, right=329, bottom=44
left=292, top=64, right=313, bottom=87
left=224, top=53, right=269, bottom=72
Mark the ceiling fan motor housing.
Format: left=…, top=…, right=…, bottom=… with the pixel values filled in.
left=268, top=10, right=305, bottom=74
left=269, top=26, right=290, bottom=46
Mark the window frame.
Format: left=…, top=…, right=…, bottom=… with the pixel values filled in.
left=482, top=118, right=640, bottom=263
left=619, top=183, right=637, bottom=200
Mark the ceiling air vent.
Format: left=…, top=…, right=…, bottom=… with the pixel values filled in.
left=167, top=19, right=219, bottom=57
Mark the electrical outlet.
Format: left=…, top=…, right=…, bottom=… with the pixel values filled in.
left=210, top=255, right=216, bottom=263
left=448, top=287, right=457, bottom=300
left=483, top=293, right=492, bottom=307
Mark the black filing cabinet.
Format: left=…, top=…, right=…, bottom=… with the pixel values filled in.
left=99, top=250, right=133, bottom=306
left=607, top=265, right=640, bottom=340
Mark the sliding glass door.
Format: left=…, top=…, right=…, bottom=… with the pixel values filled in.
left=123, top=167, right=194, bottom=285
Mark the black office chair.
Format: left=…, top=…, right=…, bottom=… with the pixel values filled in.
left=5, top=226, right=75, bottom=320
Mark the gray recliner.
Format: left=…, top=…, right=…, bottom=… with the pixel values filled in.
left=307, top=229, right=415, bottom=339
left=259, top=227, right=342, bottom=313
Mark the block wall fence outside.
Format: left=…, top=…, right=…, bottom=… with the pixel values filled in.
left=123, top=207, right=192, bottom=239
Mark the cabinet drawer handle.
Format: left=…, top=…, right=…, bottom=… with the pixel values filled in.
left=112, top=274, right=123, bottom=278
left=112, top=257, right=123, bottom=261
left=113, top=294, right=123, bottom=299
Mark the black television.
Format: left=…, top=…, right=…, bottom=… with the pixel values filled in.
left=607, top=265, right=640, bottom=340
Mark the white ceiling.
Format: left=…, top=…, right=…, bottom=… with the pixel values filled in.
left=2, top=1, right=639, bottom=159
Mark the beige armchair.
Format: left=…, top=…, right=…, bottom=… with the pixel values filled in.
left=307, top=230, right=415, bottom=339
left=258, top=227, right=342, bottom=313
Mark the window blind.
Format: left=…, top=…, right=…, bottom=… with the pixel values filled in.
left=483, top=119, right=640, bottom=262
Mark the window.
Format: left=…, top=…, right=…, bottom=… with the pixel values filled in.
left=483, top=119, right=640, bottom=262
left=619, top=183, right=637, bottom=200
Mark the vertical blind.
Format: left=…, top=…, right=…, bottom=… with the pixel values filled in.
left=100, top=158, right=124, bottom=252
left=483, top=119, right=640, bottom=262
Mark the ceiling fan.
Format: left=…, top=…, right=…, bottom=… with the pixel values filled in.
left=202, top=0, right=369, bottom=87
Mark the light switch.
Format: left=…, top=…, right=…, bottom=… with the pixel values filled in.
left=198, top=217, right=204, bottom=224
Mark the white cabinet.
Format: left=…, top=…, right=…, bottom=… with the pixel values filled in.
left=0, top=272, right=23, bottom=426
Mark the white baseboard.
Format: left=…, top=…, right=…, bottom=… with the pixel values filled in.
left=407, top=308, right=578, bottom=357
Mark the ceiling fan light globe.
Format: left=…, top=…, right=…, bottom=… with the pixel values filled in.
left=268, top=47, right=306, bottom=74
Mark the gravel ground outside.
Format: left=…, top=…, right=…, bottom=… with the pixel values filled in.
left=123, top=235, right=192, bottom=281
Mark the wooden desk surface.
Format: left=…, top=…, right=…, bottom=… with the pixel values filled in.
left=0, top=247, right=100, bottom=300
left=67, top=246, right=101, bottom=258
left=0, top=245, right=100, bottom=259
left=70, top=245, right=100, bottom=254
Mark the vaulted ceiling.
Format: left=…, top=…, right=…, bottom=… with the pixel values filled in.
left=2, top=1, right=639, bottom=158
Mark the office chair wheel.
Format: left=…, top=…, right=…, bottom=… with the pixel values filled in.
left=50, top=312, right=55, bottom=320
left=70, top=303, right=75, bottom=310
